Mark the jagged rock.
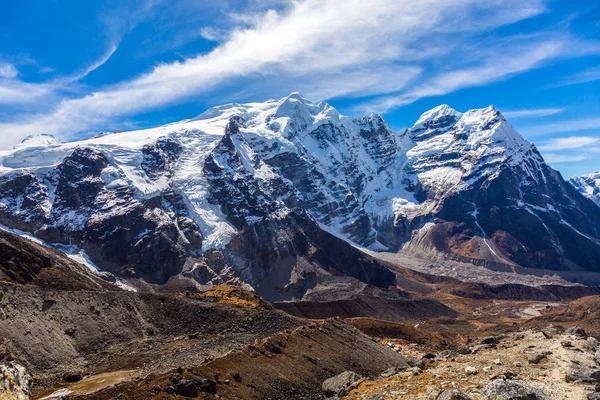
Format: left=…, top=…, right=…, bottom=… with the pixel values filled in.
left=589, top=393, right=600, bottom=400
left=438, top=389, right=472, bottom=400
left=482, top=379, right=548, bottom=400
left=322, top=371, right=365, bottom=397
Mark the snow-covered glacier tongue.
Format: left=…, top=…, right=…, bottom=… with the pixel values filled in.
left=2, top=92, right=600, bottom=296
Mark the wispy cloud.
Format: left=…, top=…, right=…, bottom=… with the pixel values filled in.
left=551, top=66, right=600, bottom=87
left=543, top=153, right=588, bottom=163
left=502, top=107, right=565, bottom=119
left=538, top=136, right=600, bottom=151
left=520, top=118, right=600, bottom=136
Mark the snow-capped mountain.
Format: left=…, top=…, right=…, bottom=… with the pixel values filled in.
left=1, top=93, right=600, bottom=298
left=570, top=173, right=600, bottom=207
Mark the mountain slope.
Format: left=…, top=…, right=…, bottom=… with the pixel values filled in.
left=570, top=172, right=600, bottom=207
left=1, top=93, right=600, bottom=295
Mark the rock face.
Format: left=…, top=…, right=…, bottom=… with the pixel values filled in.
left=570, top=172, right=600, bottom=207
left=1, top=93, right=600, bottom=295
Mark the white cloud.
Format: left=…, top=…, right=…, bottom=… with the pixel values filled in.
left=520, top=118, right=600, bottom=136
left=543, top=153, right=588, bottom=163
left=0, top=63, right=18, bottom=79
left=502, top=107, right=565, bottom=119
left=538, top=136, right=600, bottom=151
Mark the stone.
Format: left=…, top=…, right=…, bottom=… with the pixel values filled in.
left=482, top=379, right=548, bottom=400
left=322, top=371, right=365, bottom=397
left=380, top=366, right=405, bottom=378
left=230, top=371, right=242, bottom=383
left=528, top=352, right=551, bottom=364
left=494, top=359, right=502, bottom=365
left=480, top=336, right=502, bottom=345
left=465, top=366, right=478, bottom=375
left=195, top=378, right=217, bottom=394
left=438, top=388, right=472, bottom=400
left=176, top=380, right=198, bottom=398
left=565, top=369, right=600, bottom=383
left=595, top=348, right=600, bottom=365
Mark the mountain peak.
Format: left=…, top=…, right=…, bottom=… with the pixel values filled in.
left=13, top=133, right=63, bottom=150
left=413, top=104, right=461, bottom=128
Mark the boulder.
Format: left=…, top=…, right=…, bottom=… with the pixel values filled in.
left=482, top=379, right=548, bottom=400
left=566, top=326, right=587, bottom=338
left=176, top=379, right=198, bottom=398
left=322, top=371, right=365, bottom=397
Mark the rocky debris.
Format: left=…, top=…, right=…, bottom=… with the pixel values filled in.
left=0, top=362, right=32, bottom=400
left=482, top=379, right=548, bottom=400
left=322, top=371, right=366, bottom=397
left=438, top=389, right=472, bottom=400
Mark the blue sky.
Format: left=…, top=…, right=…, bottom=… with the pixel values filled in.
left=0, top=0, right=599, bottom=178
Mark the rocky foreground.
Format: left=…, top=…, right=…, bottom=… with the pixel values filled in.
left=340, top=326, right=600, bottom=400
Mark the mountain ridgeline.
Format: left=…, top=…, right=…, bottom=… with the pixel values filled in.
left=1, top=93, right=600, bottom=298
